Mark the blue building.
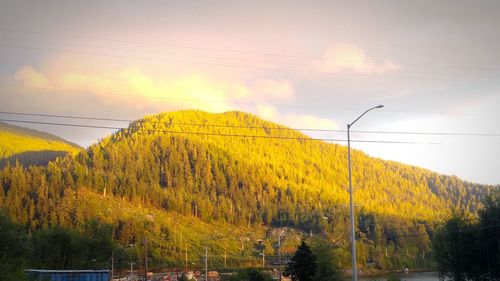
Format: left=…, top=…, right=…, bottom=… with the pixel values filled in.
left=26, top=269, right=110, bottom=281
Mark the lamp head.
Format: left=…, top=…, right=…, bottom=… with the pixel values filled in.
left=375, top=105, right=384, bottom=109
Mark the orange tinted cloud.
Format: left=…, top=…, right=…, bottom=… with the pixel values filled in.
left=256, top=105, right=337, bottom=130
left=321, top=43, right=400, bottom=74
left=13, top=64, right=293, bottom=113
left=250, top=79, right=295, bottom=101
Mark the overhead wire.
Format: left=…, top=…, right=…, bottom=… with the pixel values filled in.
left=0, top=43, right=288, bottom=72
left=3, top=36, right=500, bottom=81
left=1, top=28, right=499, bottom=82
left=2, top=43, right=499, bottom=84
left=0, top=118, right=443, bottom=145
left=0, top=111, right=498, bottom=137
left=2, top=27, right=500, bottom=73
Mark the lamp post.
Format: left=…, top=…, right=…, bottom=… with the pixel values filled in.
left=347, top=105, right=384, bottom=281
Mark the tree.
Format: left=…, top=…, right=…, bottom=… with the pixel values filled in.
left=432, top=210, right=477, bottom=281
left=309, top=239, right=343, bottom=281
left=284, top=241, right=317, bottom=281
left=477, top=193, right=500, bottom=280
left=31, top=227, right=81, bottom=269
left=0, top=211, right=29, bottom=281
left=433, top=193, right=500, bottom=281
left=31, top=221, right=114, bottom=270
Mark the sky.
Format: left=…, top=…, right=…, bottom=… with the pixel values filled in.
left=0, top=0, right=499, bottom=185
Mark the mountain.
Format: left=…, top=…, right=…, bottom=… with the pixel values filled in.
left=0, top=110, right=495, bottom=270
left=0, top=122, right=80, bottom=167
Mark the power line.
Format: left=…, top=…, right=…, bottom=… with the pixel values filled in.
left=0, top=118, right=443, bottom=145
left=2, top=40, right=500, bottom=84
left=0, top=37, right=357, bottom=74
left=1, top=27, right=319, bottom=59
left=3, top=36, right=500, bottom=81
left=0, top=111, right=497, bottom=137
left=3, top=43, right=500, bottom=84
left=2, top=27, right=500, bottom=73
left=0, top=43, right=285, bottom=72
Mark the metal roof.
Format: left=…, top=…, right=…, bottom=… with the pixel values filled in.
left=26, top=269, right=110, bottom=273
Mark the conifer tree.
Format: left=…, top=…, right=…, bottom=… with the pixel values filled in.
left=285, top=241, right=317, bottom=281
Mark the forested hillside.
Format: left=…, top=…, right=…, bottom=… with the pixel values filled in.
left=0, top=122, right=80, bottom=167
left=0, top=110, right=495, bottom=270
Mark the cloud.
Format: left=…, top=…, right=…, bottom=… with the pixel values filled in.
left=256, top=105, right=337, bottom=130
left=250, top=79, right=295, bottom=101
left=320, top=43, right=400, bottom=74
left=11, top=58, right=338, bottom=143
left=14, top=66, right=237, bottom=112
left=14, top=66, right=50, bottom=88
left=13, top=65, right=294, bottom=113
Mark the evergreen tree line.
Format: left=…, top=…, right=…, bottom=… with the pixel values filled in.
left=433, top=192, right=500, bottom=281
left=0, top=110, right=494, bottom=271
left=0, top=211, right=114, bottom=281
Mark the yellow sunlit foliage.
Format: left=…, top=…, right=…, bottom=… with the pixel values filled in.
left=0, top=111, right=494, bottom=269
left=0, top=122, right=80, bottom=165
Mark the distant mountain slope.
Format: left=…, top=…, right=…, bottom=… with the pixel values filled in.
left=0, top=110, right=496, bottom=269
left=94, top=110, right=490, bottom=221
left=0, top=122, right=80, bottom=166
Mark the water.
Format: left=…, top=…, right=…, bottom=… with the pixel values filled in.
left=358, top=271, right=439, bottom=281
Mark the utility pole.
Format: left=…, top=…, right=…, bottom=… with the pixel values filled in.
left=205, top=247, right=208, bottom=281
left=144, top=237, right=148, bottom=279
left=180, top=233, right=183, bottom=255
left=262, top=248, right=265, bottom=268
left=278, top=234, right=282, bottom=281
left=185, top=244, right=188, bottom=272
left=111, top=251, right=114, bottom=281
left=129, top=261, right=135, bottom=280
left=224, top=249, right=227, bottom=269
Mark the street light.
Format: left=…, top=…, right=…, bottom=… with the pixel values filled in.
left=347, top=105, right=384, bottom=281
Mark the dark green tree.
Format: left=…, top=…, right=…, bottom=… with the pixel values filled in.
left=432, top=210, right=477, bottom=281
left=31, top=227, right=81, bottom=269
left=0, top=211, right=29, bottom=281
left=433, top=193, right=500, bottom=281
left=31, top=221, right=114, bottom=270
left=477, top=193, right=500, bottom=280
left=284, top=241, right=317, bottom=281
left=309, top=239, right=343, bottom=281
left=81, top=219, right=115, bottom=268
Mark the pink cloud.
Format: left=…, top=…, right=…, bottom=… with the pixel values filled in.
left=320, top=43, right=400, bottom=74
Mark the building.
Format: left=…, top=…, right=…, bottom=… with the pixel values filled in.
left=26, top=269, right=110, bottom=281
